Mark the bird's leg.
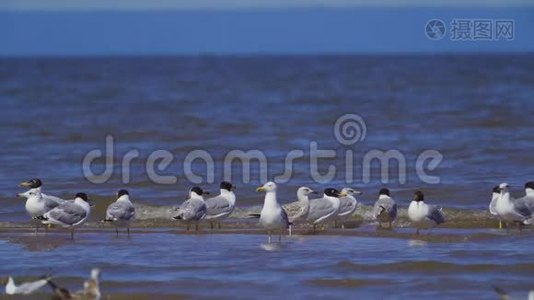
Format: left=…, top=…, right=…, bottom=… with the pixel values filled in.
left=389, top=222, right=393, bottom=229
left=195, top=223, right=199, bottom=231
left=313, top=224, right=316, bottom=233
left=45, top=224, right=49, bottom=234
left=70, top=228, right=75, bottom=240
left=210, top=222, right=214, bottom=230
left=278, top=232, right=282, bottom=242
left=268, top=231, right=272, bottom=244
left=518, top=222, right=523, bottom=234
left=498, top=220, right=503, bottom=229
left=416, top=228, right=420, bottom=236
left=334, top=220, right=338, bottom=228
left=288, top=225, right=292, bottom=237
left=186, top=224, right=190, bottom=231
left=218, top=222, right=221, bottom=229
left=127, top=226, right=130, bottom=237
left=341, top=224, right=345, bottom=229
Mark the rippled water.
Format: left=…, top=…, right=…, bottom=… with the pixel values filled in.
left=1, top=55, right=533, bottom=298
left=1, top=228, right=533, bottom=299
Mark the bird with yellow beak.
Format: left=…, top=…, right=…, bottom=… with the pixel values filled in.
left=255, top=181, right=290, bottom=243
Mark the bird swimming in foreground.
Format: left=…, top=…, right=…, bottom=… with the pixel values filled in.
left=256, top=181, right=290, bottom=243
left=307, top=188, right=346, bottom=231
left=3, top=275, right=50, bottom=295
left=407, top=191, right=445, bottom=235
left=38, top=192, right=92, bottom=240
left=17, top=178, right=66, bottom=233
left=373, top=188, right=398, bottom=229
left=204, top=181, right=236, bottom=229
left=336, top=187, right=361, bottom=229
left=173, top=187, right=209, bottom=231
left=489, top=185, right=503, bottom=229
left=102, top=189, right=136, bottom=236
left=47, top=268, right=101, bottom=300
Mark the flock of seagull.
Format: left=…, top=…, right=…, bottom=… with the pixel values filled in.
left=15, top=177, right=534, bottom=243
left=6, top=178, right=534, bottom=298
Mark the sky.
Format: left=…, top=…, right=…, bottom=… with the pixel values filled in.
left=0, top=0, right=533, bottom=55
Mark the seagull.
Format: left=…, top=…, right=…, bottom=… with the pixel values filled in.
left=3, top=275, right=50, bottom=295
left=495, top=183, right=531, bottom=232
left=256, top=181, right=290, bottom=243
left=307, top=188, right=346, bottom=231
left=373, top=188, right=398, bottom=229
left=517, top=181, right=534, bottom=225
left=489, top=185, right=503, bottom=229
left=47, top=268, right=101, bottom=300
left=17, top=178, right=66, bottom=232
left=407, top=191, right=445, bottom=235
left=173, top=187, right=209, bottom=231
left=37, top=192, right=92, bottom=240
left=204, top=181, right=236, bottom=229
left=284, top=186, right=317, bottom=235
left=102, top=189, right=136, bottom=236
left=335, top=187, right=361, bottom=229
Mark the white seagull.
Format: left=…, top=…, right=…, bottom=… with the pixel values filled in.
left=38, top=192, right=92, bottom=239
left=335, top=187, right=361, bottom=229
left=17, top=178, right=66, bottom=232
left=204, top=181, right=236, bottom=229
left=102, top=189, right=136, bottom=236
left=495, top=183, right=532, bottom=231
left=373, top=188, right=398, bottom=229
left=285, top=186, right=317, bottom=236
left=256, top=181, right=290, bottom=243
left=3, top=275, right=50, bottom=295
left=488, top=185, right=503, bottom=229
left=407, top=191, right=445, bottom=235
left=173, top=187, right=209, bottom=231
left=307, top=188, right=346, bottom=231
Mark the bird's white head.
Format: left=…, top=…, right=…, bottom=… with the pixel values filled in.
left=256, top=181, right=277, bottom=193
left=341, top=188, right=362, bottom=196
left=17, top=188, right=41, bottom=199
left=297, top=186, right=316, bottom=198
left=90, top=268, right=100, bottom=281
left=499, top=183, right=509, bottom=193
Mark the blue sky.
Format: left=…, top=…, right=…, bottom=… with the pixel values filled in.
left=1, top=0, right=533, bottom=55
